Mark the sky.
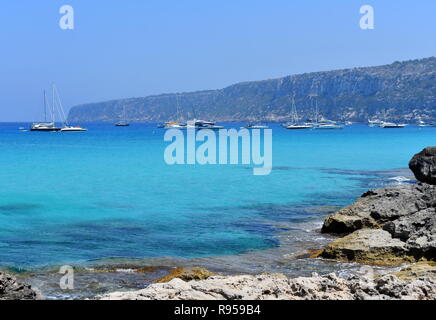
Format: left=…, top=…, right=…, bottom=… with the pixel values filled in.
left=0, top=0, right=435, bottom=121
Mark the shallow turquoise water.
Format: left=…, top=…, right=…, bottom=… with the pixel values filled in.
left=0, top=123, right=433, bottom=269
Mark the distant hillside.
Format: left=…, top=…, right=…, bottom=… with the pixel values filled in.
left=68, top=57, right=436, bottom=123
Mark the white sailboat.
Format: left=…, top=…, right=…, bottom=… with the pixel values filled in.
left=30, top=90, right=61, bottom=132
left=284, top=96, right=312, bottom=130
left=165, top=94, right=187, bottom=129
left=116, top=105, right=130, bottom=126
left=51, top=83, right=88, bottom=132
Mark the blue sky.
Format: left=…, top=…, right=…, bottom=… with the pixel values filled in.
left=0, top=0, right=435, bottom=121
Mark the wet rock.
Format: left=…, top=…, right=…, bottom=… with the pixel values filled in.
left=0, top=272, right=40, bottom=300
left=154, top=267, right=216, bottom=283
left=96, top=272, right=436, bottom=300
left=321, top=229, right=412, bottom=265
left=409, top=147, right=436, bottom=185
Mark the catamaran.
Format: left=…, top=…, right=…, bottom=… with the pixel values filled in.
left=30, top=90, right=62, bottom=132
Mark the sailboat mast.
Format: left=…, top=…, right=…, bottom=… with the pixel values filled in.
left=43, top=90, right=47, bottom=122
left=52, top=84, right=56, bottom=125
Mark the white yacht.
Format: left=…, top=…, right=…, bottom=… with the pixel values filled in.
left=188, top=119, right=224, bottom=130
left=368, top=119, right=384, bottom=127
left=380, top=121, right=407, bottom=128
left=243, top=123, right=269, bottom=129
left=417, top=120, right=436, bottom=127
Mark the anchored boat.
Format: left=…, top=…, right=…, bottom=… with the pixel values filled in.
left=30, top=90, right=61, bottom=132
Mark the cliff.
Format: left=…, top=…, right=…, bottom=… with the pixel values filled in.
left=68, top=57, right=436, bottom=123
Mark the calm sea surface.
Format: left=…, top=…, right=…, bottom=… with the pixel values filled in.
left=0, top=123, right=432, bottom=272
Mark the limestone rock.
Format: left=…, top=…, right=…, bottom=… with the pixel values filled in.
left=97, top=272, right=436, bottom=300
left=409, top=147, right=436, bottom=185
left=321, top=229, right=412, bottom=264
left=0, top=272, right=40, bottom=300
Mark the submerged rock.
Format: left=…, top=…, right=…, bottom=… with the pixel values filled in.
left=0, top=272, right=40, bottom=300
left=97, top=272, right=436, bottom=300
left=409, top=147, right=436, bottom=185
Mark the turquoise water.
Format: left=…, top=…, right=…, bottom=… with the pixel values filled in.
left=0, top=123, right=433, bottom=269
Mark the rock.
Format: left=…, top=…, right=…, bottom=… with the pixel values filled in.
left=409, top=147, right=436, bottom=185
left=320, top=181, right=436, bottom=264
left=0, top=272, right=40, bottom=300
left=383, top=208, right=436, bottom=260
left=390, top=262, right=436, bottom=281
left=321, top=229, right=413, bottom=265
left=96, top=272, right=436, bottom=300
left=154, top=267, right=216, bottom=283
left=322, top=184, right=436, bottom=235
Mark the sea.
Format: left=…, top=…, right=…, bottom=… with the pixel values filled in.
left=0, top=122, right=432, bottom=298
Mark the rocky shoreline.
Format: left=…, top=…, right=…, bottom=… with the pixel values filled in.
left=2, top=148, right=436, bottom=300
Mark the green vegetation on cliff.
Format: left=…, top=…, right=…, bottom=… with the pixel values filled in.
left=68, top=57, right=436, bottom=123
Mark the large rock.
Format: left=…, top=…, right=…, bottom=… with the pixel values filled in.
left=321, top=229, right=412, bottom=265
left=97, top=272, right=436, bottom=300
left=322, top=183, right=436, bottom=234
left=409, top=147, right=436, bottom=185
left=0, top=272, right=39, bottom=300
left=321, top=183, right=436, bottom=264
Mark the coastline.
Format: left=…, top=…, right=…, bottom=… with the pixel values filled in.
left=1, top=166, right=425, bottom=300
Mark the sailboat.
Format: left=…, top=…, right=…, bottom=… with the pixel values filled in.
left=30, top=90, right=62, bottom=132
left=52, top=83, right=87, bottom=132
left=164, top=94, right=187, bottom=129
left=284, top=96, right=312, bottom=130
left=116, top=106, right=130, bottom=126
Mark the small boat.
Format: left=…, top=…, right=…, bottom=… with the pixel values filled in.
left=242, top=123, right=268, bottom=129
left=60, top=126, right=88, bottom=132
left=315, top=123, right=344, bottom=129
left=164, top=121, right=187, bottom=129
left=115, top=121, right=130, bottom=127
left=417, top=120, right=436, bottom=127
left=183, top=119, right=224, bottom=130
left=380, top=122, right=407, bottom=128
left=285, top=124, right=313, bottom=130
left=368, top=119, right=384, bottom=127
